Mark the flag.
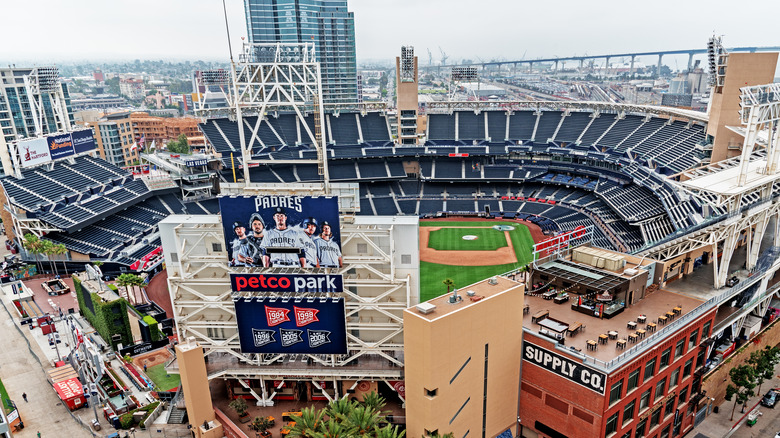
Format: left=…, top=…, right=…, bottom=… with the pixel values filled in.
left=149, top=140, right=156, bottom=150
left=139, top=135, right=146, bottom=146
left=130, top=142, right=138, bottom=151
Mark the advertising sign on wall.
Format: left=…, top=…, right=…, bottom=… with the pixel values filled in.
left=220, top=196, right=342, bottom=269
left=18, top=137, right=52, bottom=167
left=71, top=129, right=97, bottom=154
left=234, top=297, right=347, bottom=354
left=522, top=341, right=606, bottom=394
left=47, top=133, right=75, bottom=160
left=230, top=273, right=343, bottom=293
left=18, top=130, right=97, bottom=168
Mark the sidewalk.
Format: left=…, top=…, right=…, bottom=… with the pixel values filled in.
left=688, top=362, right=780, bottom=438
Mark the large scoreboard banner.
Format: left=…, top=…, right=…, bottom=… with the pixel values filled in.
left=18, top=129, right=97, bottom=168
left=220, top=196, right=342, bottom=270
left=234, top=297, right=348, bottom=354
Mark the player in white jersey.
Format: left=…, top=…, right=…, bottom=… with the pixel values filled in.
left=261, top=207, right=306, bottom=268
left=316, top=221, right=342, bottom=268
left=300, top=217, right=320, bottom=268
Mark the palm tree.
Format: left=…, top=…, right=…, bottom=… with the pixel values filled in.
left=325, top=397, right=358, bottom=423
left=22, top=233, right=43, bottom=275
left=40, top=239, right=57, bottom=277
left=116, top=273, right=145, bottom=304
left=288, top=406, right=323, bottom=438
left=344, top=405, right=381, bottom=437
left=372, top=424, right=405, bottom=438
left=54, top=244, right=69, bottom=276
left=361, top=392, right=387, bottom=415
left=442, top=278, right=455, bottom=294
left=228, top=397, right=249, bottom=422
left=314, top=418, right=355, bottom=438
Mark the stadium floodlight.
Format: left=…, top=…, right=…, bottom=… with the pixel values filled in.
left=451, top=66, right=478, bottom=82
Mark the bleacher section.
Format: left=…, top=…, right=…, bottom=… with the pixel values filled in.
left=46, top=195, right=183, bottom=259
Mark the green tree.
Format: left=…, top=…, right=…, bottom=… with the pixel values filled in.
left=442, top=278, right=455, bottom=294
left=725, top=364, right=758, bottom=420
left=749, top=346, right=780, bottom=395
left=167, top=133, right=190, bottom=154
left=288, top=406, right=323, bottom=438
left=40, top=239, right=57, bottom=276
left=116, top=273, right=145, bottom=305
left=228, top=397, right=249, bottom=418
left=22, top=233, right=43, bottom=275
left=53, top=244, right=68, bottom=276
left=249, top=416, right=273, bottom=438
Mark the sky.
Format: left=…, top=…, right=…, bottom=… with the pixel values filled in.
left=1, top=0, right=779, bottom=66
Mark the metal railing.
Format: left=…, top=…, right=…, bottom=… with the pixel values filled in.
left=534, top=244, right=780, bottom=372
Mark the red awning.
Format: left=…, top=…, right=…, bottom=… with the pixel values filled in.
left=53, top=377, right=84, bottom=400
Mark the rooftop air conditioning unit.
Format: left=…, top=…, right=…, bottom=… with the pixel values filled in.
left=415, top=302, right=436, bottom=315
left=466, top=290, right=476, bottom=297
left=624, top=268, right=638, bottom=276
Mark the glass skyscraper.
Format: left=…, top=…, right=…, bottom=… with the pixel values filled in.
left=243, top=0, right=358, bottom=105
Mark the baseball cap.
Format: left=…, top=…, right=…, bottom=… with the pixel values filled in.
left=273, top=207, right=286, bottom=215
left=249, top=213, right=264, bottom=227
left=303, top=217, right=318, bottom=227
left=232, top=221, right=243, bottom=229
left=321, top=220, right=331, bottom=227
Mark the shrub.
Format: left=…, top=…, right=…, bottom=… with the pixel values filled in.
left=119, top=413, right=135, bottom=429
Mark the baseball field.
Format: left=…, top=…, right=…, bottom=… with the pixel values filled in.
left=419, top=218, right=540, bottom=302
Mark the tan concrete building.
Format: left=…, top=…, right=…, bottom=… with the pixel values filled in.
left=85, top=112, right=139, bottom=166
left=404, top=277, right=524, bottom=438
left=130, top=112, right=204, bottom=148
left=396, top=46, right=420, bottom=145
left=177, top=338, right=224, bottom=438
left=707, top=52, right=778, bottom=163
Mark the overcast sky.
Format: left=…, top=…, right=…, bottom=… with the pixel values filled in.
left=1, top=0, right=779, bottom=67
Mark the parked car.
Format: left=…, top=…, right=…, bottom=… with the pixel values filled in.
left=761, top=388, right=780, bottom=408
left=726, top=276, right=740, bottom=287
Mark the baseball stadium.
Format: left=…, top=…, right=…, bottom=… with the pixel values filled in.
left=2, top=40, right=780, bottom=438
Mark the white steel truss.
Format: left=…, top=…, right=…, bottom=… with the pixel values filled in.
left=22, top=67, right=71, bottom=137
left=639, top=83, right=780, bottom=287
left=165, top=213, right=415, bottom=406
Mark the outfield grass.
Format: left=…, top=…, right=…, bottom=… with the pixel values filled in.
left=146, top=364, right=181, bottom=391
left=428, top=227, right=508, bottom=251
left=0, top=377, right=11, bottom=414
left=420, top=220, right=536, bottom=302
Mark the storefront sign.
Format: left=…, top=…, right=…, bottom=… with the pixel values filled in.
left=522, top=341, right=606, bottom=394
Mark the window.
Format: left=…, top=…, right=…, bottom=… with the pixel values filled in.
left=675, top=339, right=685, bottom=359
left=665, top=396, right=676, bottom=417
left=660, top=424, right=670, bottom=438
left=627, top=369, right=641, bottom=392
left=655, top=378, right=666, bottom=400
left=610, top=380, right=624, bottom=405
left=650, top=407, right=662, bottom=428
left=401, top=254, right=412, bottom=264
left=636, top=418, right=647, bottom=438
left=696, top=349, right=706, bottom=368
left=644, top=358, right=656, bottom=383
left=678, top=386, right=689, bottom=404
left=688, top=329, right=699, bottom=349
left=211, top=242, right=223, bottom=252
left=702, top=321, right=712, bottom=338
left=357, top=243, right=368, bottom=253
left=639, top=389, right=651, bottom=410
left=605, top=412, right=619, bottom=437
left=425, top=388, right=437, bottom=398
left=670, top=368, right=680, bottom=388
left=660, top=348, right=671, bottom=368
left=683, top=359, right=693, bottom=377
left=624, top=400, right=636, bottom=425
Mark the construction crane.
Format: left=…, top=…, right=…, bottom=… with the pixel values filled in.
left=439, top=46, right=449, bottom=66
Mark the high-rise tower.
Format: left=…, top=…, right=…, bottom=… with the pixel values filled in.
left=243, top=0, right=358, bottom=105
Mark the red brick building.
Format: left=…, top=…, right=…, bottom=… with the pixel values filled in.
left=519, top=248, right=717, bottom=438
